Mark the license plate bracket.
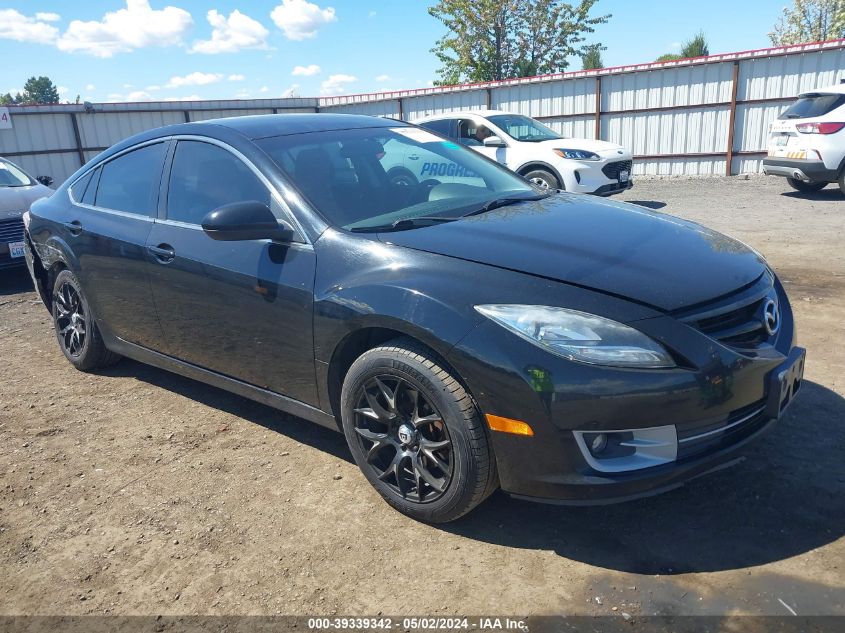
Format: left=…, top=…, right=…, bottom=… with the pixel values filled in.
left=619, top=170, right=629, bottom=183
left=765, top=347, right=806, bottom=419
left=8, top=240, right=25, bottom=258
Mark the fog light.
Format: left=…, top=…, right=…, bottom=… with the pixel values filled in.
left=590, top=433, right=607, bottom=454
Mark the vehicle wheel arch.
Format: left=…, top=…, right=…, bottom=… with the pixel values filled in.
left=516, top=162, right=564, bottom=188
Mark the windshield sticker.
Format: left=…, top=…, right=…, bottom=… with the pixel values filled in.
left=441, top=141, right=460, bottom=150
left=391, top=127, right=443, bottom=144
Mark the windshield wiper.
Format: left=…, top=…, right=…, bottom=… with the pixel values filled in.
left=462, top=194, right=549, bottom=218
left=350, top=216, right=458, bottom=233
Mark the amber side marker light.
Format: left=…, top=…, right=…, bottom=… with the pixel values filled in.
left=485, top=414, right=534, bottom=437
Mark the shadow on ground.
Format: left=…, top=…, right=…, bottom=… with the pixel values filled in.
left=0, top=267, right=33, bottom=296
left=629, top=200, right=668, bottom=210
left=443, top=380, right=844, bottom=575
left=781, top=187, right=844, bottom=202
left=101, top=348, right=845, bottom=576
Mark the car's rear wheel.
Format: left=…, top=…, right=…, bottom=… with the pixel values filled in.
left=340, top=338, right=497, bottom=523
left=787, top=177, right=827, bottom=192
left=52, top=269, right=120, bottom=371
left=523, top=168, right=561, bottom=191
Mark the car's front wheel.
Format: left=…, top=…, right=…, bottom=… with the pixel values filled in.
left=523, top=168, right=561, bottom=191
left=52, top=269, right=120, bottom=371
left=838, top=170, right=845, bottom=196
left=340, top=339, right=497, bottom=523
left=787, top=177, right=827, bottom=192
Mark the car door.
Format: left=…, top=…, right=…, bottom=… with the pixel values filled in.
left=66, top=140, right=168, bottom=349
left=456, top=118, right=510, bottom=166
left=145, top=138, right=318, bottom=406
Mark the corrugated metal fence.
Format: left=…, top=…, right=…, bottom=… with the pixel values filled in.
left=2, top=40, right=844, bottom=183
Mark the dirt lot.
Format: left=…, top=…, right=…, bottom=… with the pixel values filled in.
left=1, top=176, right=843, bottom=618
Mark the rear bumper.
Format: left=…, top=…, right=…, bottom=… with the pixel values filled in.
left=762, top=157, right=838, bottom=183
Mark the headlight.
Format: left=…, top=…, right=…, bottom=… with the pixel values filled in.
left=553, top=148, right=600, bottom=161
left=475, top=305, right=675, bottom=368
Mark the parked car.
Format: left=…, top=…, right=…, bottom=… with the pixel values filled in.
left=763, top=82, right=845, bottom=194
left=25, top=114, right=804, bottom=523
left=413, top=110, right=633, bottom=195
left=0, top=157, right=52, bottom=270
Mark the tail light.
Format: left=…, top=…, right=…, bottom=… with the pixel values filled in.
left=796, top=122, right=845, bottom=134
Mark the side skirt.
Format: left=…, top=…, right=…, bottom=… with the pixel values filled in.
left=108, top=337, right=341, bottom=432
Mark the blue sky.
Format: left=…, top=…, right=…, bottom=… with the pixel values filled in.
left=0, top=0, right=789, bottom=102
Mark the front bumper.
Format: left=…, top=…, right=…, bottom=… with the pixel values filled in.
left=762, top=157, right=838, bottom=183
left=446, top=288, right=802, bottom=504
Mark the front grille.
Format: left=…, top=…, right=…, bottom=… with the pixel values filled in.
left=676, top=272, right=777, bottom=349
left=676, top=399, right=768, bottom=460
left=602, top=160, right=632, bottom=179
left=0, top=217, right=25, bottom=243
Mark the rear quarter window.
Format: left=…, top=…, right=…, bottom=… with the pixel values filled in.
left=780, top=93, right=845, bottom=120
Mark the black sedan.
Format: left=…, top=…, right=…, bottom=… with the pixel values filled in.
left=24, top=114, right=805, bottom=523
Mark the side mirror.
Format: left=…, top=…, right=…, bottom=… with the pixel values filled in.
left=202, top=201, right=295, bottom=243
left=483, top=135, right=506, bottom=148
left=36, top=175, right=53, bottom=187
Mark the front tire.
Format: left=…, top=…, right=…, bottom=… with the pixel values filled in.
left=838, top=170, right=845, bottom=196
left=52, top=269, right=120, bottom=371
left=340, top=339, right=497, bottom=523
left=787, top=177, right=827, bottom=192
left=523, top=168, right=561, bottom=191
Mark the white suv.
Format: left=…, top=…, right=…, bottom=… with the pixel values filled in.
left=763, top=82, right=845, bottom=195
left=412, top=110, right=633, bottom=195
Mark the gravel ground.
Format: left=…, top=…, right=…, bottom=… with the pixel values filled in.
left=0, top=176, right=843, bottom=618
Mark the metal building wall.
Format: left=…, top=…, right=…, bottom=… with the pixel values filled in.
left=1, top=41, right=843, bottom=183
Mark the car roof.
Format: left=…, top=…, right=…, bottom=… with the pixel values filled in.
left=799, top=82, right=845, bottom=97
left=206, top=113, right=402, bottom=139
left=414, top=110, right=514, bottom=123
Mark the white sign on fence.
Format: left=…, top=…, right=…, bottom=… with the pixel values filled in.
left=0, top=107, right=11, bottom=130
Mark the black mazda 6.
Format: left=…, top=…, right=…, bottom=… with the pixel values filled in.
left=24, top=114, right=805, bottom=523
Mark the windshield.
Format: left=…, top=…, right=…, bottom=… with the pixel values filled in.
left=0, top=158, right=33, bottom=187
left=257, top=125, right=540, bottom=232
left=780, top=93, right=845, bottom=119
left=486, top=114, right=562, bottom=142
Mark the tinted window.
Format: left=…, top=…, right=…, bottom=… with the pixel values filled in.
left=257, top=126, right=537, bottom=232
left=0, top=158, right=33, bottom=187
left=95, top=143, right=166, bottom=215
left=81, top=167, right=100, bottom=206
left=419, top=119, right=454, bottom=137
left=167, top=141, right=270, bottom=225
left=70, top=170, right=93, bottom=201
left=780, top=94, right=845, bottom=119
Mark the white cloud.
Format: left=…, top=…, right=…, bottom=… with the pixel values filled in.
left=270, top=0, right=336, bottom=41
left=58, top=86, right=69, bottom=94
left=228, top=74, right=245, bottom=81
left=166, top=72, right=223, bottom=88
left=235, top=89, right=251, bottom=99
left=0, top=9, right=60, bottom=44
left=368, top=11, right=376, bottom=18
left=190, top=9, right=268, bottom=54
left=320, top=73, right=356, bottom=96
left=85, top=84, right=96, bottom=91
left=292, top=64, right=320, bottom=76
left=375, top=74, right=391, bottom=82
left=35, top=12, right=61, bottom=23
left=57, top=0, right=193, bottom=58
left=259, top=86, right=269, bottom=93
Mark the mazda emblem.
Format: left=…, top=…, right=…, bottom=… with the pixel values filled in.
left=762, top=298, right=780, bottom=336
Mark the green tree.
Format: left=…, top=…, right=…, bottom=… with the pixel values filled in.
left=428, top=0, right=611, bottom=84
left=19, top=76, right=60, bottom=104
left=769, top=0, right=845, bottom=44
left=655, top=53, right=682, bottom=62
left=680, top=31, right=709, bottom=57
left=581, top=43, right=604, bottom=69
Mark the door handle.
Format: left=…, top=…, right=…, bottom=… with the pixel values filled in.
left=148, top=243, right=175, bottom=263
left=63, top=220, right=82, bottom=235
left=408, top=154, right=420, bottom=160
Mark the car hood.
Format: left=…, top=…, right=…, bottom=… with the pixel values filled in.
left=536, top=137, right=627, bottom=155
left=379, top=194, right=766, bottom=312
left=0, top=184, right=52, bottom=220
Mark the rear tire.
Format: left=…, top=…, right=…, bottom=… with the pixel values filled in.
left=52, top=269, right=121, bottom=371
left=523, top=168, right=561, bottom=191
left=787, top=177, right=827, bottom=192
left=340, top=338, right=497, bottom=523
left=838, top=170, right=845, bottom=196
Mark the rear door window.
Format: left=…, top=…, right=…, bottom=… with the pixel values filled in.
left=95, top=143, right=167, bottom=216
left=780, top=93, right=845, bottom=119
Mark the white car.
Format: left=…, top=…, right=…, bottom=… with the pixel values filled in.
left=763, top=82, right=845, bottom=195
left=410, top=110, right=633, bottom=195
